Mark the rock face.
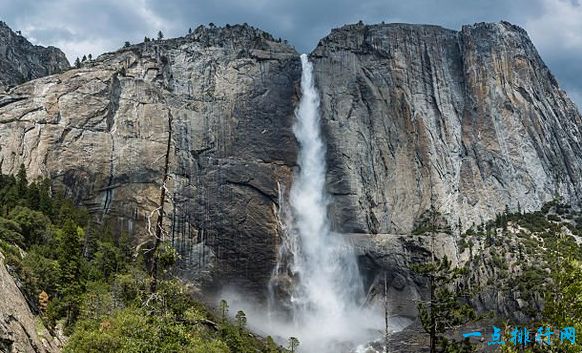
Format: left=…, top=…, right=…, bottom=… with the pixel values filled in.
left=312, top=21, right=582, bottom=235
left=310, top=21, right=582, bottom=321
left=0, top=21, right=581, bottom=312
left=0, top=253, right=62, bottom=352
left=0, top=21, right=69, bottom=91
left=0, top=24, right=300, bottom=295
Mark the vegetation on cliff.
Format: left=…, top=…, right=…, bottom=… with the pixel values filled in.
left=413, top=202, right=582, bottom=352
left=0, top=166, right=285, bottom=353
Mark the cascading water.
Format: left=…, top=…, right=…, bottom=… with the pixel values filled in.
left=221, top=54, right=393, bottom=353
left=269, top=54, right=384, bottom=353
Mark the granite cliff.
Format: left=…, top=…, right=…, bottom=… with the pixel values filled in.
left=0, top=21, right=581, bottom=325
left=0, top=24, right=300, bottom=297
left=314, top=21, right=582, bottom=236
left=0, top=21, right=69, bottom=91
left=312, top=20, right=582, bottom=320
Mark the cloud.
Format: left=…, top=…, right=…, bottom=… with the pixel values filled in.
left=525, top=0, right=582, bottom=107
left=568, top=89, right=582, bottom=108
left=0, top=0, right=173, bottom=61
left=526, top=0, right=582, bottom=50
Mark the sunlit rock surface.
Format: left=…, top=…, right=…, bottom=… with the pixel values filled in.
left=312, top=21, right=582, bottom=236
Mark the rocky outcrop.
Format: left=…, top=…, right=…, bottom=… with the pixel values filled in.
left=312, top=21, right=582, bottom=235
left=0, top=24, right=300, bottom=295
left=0, top=253, right=62, bottom=352
left=0, top=21, right=69, bottom=91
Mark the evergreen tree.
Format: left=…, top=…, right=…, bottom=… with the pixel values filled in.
left=235, top=310, right=247, bottom=329
left=413, top=256, right=476, bottom=352
left=219, top=299, right=229, bottom=322
left=88, top=54, right=92, bottom=61
left=157, top=30, right=164, bottom=40
left=82, top=55, right=87, bottom=62
left=288, top=337, right=300, bottom=353
left=124, top=41, right=131, bottom=48
left=57, top=220, right=85, bottom=326
left=188, top=27, right=192, bottom=34
left=37, top=178, right=52, bottom=215
left=27, top=182, right=40, bottom=210
left=58, top=220, right=83, bottom=285
left=0, top=175, right=19, bottom=214
left=540, top=232, right=582, bottom=352
left=16, top=164, right=27, bottom=196
left=74, top=57, right=81, bottom=68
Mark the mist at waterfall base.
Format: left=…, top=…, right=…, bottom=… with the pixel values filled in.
left=219, top=54, right=408, bottom=353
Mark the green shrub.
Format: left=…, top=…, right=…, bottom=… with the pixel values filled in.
left=66, top=308, right=230, bottom=353
left=0, top=217, right=24, bottom=246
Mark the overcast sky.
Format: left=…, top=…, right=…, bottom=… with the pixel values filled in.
left=1, top=0, right=580, bottom=107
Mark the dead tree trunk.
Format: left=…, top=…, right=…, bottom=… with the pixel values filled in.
left=149, top=111, right=173, bottom=293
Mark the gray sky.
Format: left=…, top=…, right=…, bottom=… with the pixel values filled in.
left=1, top=0, right=580, bottom=107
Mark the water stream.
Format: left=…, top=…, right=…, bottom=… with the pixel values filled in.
left=222, top=54, right=391, bottom=353
left=269, top=54, right=384, bottom=353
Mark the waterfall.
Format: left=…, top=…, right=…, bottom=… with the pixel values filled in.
left=288, top=53, right=364, bottom=320
left=269, top=54, right=384, bottom=353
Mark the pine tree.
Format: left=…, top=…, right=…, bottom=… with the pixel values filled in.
left=74, top=57, right=81, bottom=68
left=82, top=55, right=87, bottom=62
left=57, top=220, right=85, bottom=326
left=219, top=299, right=229, bottom=322
left=58, top=222, right=84, bottom=291
left=124, top=41, right=131, bottom=48
left=288, top=337, right=300, bottom=353
left=235, top=310, right=247, bottom=329
left=17, top=164, right=27, bottom=196
left=88, top=54, right=92, bottom=61
left=157, top=31, right=164, bottom=40
left=188, top=27, right=192, bottom=34
left=27, top=182, right=40, bottom=210
left=148, top=108, right=173, bottom=293
left=413, top=257, right=477, bottom=352
left=38, top=178, right=52, bottom=216
left=541, top=231, right=582, bottom=352
left=413, top=190, right=476, bottom=353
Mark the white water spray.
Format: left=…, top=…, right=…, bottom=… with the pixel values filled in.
left=221, top=54, right=397, bottom=353
left=272, top=54, right=384, bottom=352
